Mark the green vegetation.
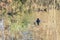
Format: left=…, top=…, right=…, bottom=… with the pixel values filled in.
left=1, top=0, right=60, bottom=34
left=2, top=0, right=35, bottom=33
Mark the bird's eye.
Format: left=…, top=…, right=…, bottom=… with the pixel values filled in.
left=44, top=9, right=47, bottom=12
left=7, top=12, right=13, bottom=16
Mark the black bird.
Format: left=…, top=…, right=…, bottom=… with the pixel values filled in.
left=36, top=18, right=40, bottom=26
left=7, top=12, right=13, bottom=17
